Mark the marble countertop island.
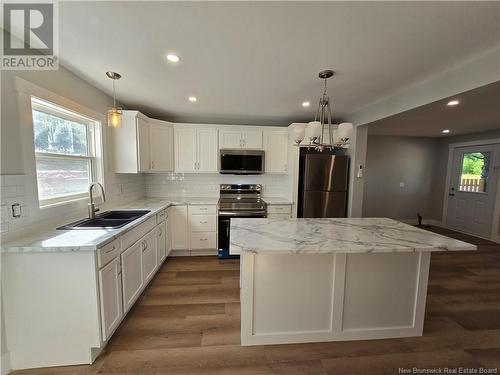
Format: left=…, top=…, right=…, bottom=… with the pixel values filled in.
left=230, top=217, right=477, bottom=254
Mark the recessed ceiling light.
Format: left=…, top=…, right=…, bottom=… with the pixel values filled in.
left=447, top=99, right=459, bottom=106
left=302, top=101, right=310, bottom=107
left=188, top=96, right=197, bottom=102
left=442, top=129, right=451, bottom=134
left=166, top=54, right=180, bottom=63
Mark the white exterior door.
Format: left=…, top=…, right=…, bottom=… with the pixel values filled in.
left=446, top=144, right=500, bottom=237
left=197, top=128, right=218, bottom=172
left=150, top=123, right=173, bottom=171
left=175, top=128, right=197, bottom=172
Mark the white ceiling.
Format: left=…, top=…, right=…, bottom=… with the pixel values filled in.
left=59, top=1, right=500, bottom=126
left=366, top=81, right=500, bottom=137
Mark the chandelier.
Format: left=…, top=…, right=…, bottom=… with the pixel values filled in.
left=293, top=70, right=351, bottom=151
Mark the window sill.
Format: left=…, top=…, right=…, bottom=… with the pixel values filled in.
left=40, top=196, right=88, bottom=210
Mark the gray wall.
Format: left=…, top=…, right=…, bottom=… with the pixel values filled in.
left=363, top=135, right=441, bottom=221
left=363, top=129, right=500, bottom=223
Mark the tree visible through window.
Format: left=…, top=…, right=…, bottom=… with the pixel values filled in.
left=31, top=98, right=97, bottom=206
left=459, top=152, right=490, bottom=193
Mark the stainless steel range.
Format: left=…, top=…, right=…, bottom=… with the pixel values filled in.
left=218, top=184, right=267, bottom=259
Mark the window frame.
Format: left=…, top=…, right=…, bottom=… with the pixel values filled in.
left=31, top=97, right=99, bottom=207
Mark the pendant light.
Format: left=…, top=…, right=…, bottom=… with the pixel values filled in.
left=106, top=71, right=122, bottom=128
left=292, top=70, right=351, bottom=150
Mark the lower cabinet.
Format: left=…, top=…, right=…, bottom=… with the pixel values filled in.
left=121, top=241, right=144, bottom=312
left=141, top=230, right=158, bottom=283
left=171, top=205, right=189, bottom=250
left=98, top=257, right=123, bottom=341
left=157, top=222, right=167, bottom=265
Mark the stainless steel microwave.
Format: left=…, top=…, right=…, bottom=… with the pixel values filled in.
left=219, top=149, right=265, bottom=175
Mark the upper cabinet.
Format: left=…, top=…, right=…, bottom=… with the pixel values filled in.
left=219, top=128, right=263, bottom=149
left=174, top=126, right=218, bottom=173
left=264, top=129, right=289, bottom=174
left=112, top=111, right=173, bottom=173
left=112, top=111, right=150, bottom=173
left=149, top=119, right=174, bottom=172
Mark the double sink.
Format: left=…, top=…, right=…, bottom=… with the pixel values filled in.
left=57, top=210, right=150, bottom=230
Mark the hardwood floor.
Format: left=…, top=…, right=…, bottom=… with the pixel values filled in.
left=12, top=227, right=500, bottom=374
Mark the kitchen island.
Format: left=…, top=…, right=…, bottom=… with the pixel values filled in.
left=230, top=218, right=476, bottom=346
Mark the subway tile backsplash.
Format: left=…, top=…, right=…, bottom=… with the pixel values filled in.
left=146, top=173, right=291, bottom=199
left=0, top=173, right=145, bottom=239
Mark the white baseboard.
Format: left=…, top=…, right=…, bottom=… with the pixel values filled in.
left=1, top=351, right=11, bottom=375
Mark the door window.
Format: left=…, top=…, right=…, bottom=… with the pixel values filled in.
left=458, top=152, right=490, bottom=193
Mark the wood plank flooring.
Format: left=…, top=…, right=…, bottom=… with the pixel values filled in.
left=11, top=227, right=500, bottom=374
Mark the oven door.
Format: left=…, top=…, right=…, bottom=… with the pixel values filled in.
left=218, top=212, right=266, bottom=259
left=219, top=150, right=265, bottom=175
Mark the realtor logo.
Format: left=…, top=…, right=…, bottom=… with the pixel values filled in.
left=1, top=2, right=58, bottom=70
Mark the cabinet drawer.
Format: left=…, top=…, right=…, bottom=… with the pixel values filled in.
left=98, top=238, right=121, bottom=268
left=267, top=213, right=292, bottom=219
left=189, top=215, right=216, bottom=232
left=156, top=209, right=167, bottom=223
left=121, top=216, right=156, bottom=250
left=267, top=205, right=292, bottom=214
left=190, top=232, right=217, bottom=249
left=189, top=205, right=216, bottom=215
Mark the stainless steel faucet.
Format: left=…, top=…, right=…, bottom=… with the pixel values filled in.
left=88, top=182, right=106, bottom=219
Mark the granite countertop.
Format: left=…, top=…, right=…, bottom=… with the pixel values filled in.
left=229, top=217, right=477, bottom=255
left=2, top=197, right=219, bottom=253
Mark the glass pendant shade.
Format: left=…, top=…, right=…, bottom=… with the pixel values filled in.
left=292, top=124, right=306, bottom=144
left=308, top=121, right=322, bottom=140
left=107, top=107, right=122, bottom=128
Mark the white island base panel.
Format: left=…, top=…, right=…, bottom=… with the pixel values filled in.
left=240, top=251, right=431, bottom=346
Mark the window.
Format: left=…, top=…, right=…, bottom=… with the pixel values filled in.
left=458, top=151, right=490, bottom=193
left=31, top=97, right=98, bottom=206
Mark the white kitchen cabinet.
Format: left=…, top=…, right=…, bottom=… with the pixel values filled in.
left=243, top=130, right=263, bottom=149
left=174, top=126, right=218, bottom=172
left=171, top=205, right=189, bottom=250
left=166, top=208, right=172, bottom=256
left=150, top=120, right=174, bottom=172
left=174, top=128, right=197, bottom=172
left=188, top=205, right=217, bottom=254
left=142, top=230, right=158, bottom=283
left=197, top=128, right=218, bottom=172
left=98, top=257, right=123, bottom=341
left=219, top=129, right=242, bottom=148
left=112, top=111, right=151, bottom=173
left=264, top=130, right=288, bottom=173
left=156, top=223, right=167, bottom=265
left=121, top=241, right=144, bottom=312
left=219, top=128, right=263, bottom=149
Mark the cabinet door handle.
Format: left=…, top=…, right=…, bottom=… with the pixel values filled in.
left=151, top=160, right=155, bottom=169
left=200, top=238, right=208, bottom=241
left=200, top=220, right=208, bottom=224
left=104, top=245, right=116, bottom=253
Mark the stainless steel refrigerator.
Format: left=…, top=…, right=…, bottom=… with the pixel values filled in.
left=297, top=153, right=349, bottom=218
